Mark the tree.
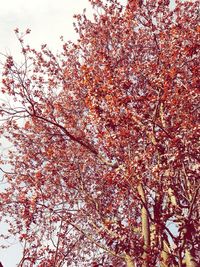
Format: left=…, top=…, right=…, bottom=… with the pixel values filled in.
left=0, top=0, right=199, bottom=266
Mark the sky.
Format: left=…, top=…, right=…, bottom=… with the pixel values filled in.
left=0, top=0, right=93, bottom=49
left=0, top=0, right=96, bottom=57
left=0, top=1, right=95, bottom=266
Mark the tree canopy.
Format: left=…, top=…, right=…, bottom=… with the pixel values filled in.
left=0, top=0, right=199, bottom=266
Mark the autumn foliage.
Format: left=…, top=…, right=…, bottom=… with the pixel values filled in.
left=0, top=0, right=199, bottom=266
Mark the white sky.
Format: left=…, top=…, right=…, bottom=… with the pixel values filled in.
left=0, top=0, right=95, bottom=57
left=0, top=1, right=94, bottom=266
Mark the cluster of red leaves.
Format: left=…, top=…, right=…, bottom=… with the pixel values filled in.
left=0, top=0, right=199, bottom=266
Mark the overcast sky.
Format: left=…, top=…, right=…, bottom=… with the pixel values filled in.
left=0, top=0, right=96, bottom=57
left=0, top=1, right=97, bottom=266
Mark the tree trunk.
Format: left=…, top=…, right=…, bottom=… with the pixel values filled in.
left=125, top=254, right=135, bottom=267
left=185, top=249, right=197, bottom=267
left=160, top=240, right=170, bottom=267
left=137, top=184, right=150, bottom=267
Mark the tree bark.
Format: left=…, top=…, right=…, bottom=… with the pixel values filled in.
left=137, top=184, right=150, bottom=267
left=160, top=240, right=171, bottom=267
left=125, top=254, right=135, bottom=267
left=185, top=249, right=197, bottom=267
